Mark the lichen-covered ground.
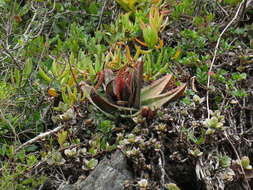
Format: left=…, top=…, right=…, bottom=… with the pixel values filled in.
left=0, top=0, right=253, bottom=189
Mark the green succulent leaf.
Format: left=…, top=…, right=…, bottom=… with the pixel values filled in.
left=86, top=158, right=98, bottom=170
left=143, top=25, right=159, bottom=49
left=116, top=0, right=137, bottom=11
left=38, top=67, right=52, bottom=84
left=141, top=83, right=187, bottom=109
left=141, top=74, right=173, bottom=101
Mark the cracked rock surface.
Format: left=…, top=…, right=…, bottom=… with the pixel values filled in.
left=61, top=150, right=133, bottom=190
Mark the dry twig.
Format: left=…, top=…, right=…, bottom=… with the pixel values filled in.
left=0, top=40, right=22, bottom=70
left=206, top=0, right=246, bottom=119
left=224, top=131, right=251, bottom=189
left=96, top=0, right=109, bottom=30
left=15, top=125, right=65, bottom=152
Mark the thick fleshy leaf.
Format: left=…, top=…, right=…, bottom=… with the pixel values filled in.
left=103, top=69, right=114, bottom=85
left=105, top=80, right=117, bottom=104
left=126, top=70, right=136, bottom=107
left=120, top=70, right=133, bottom=102
left=141, top=74, right=173, bottom=101
left=82, top=83, right=138, bottom=118
left=95, top=69, right=114, bottom=90
left=141, top=83, right=187, bottom=109
left=105, top=61, right=143, bottom=108
left=115, top=69, right=126, bottom=100
left=84, top=60, right=185, bottom=119
left=132, top=61, right=143, bottom=108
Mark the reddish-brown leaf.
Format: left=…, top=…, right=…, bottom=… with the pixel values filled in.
left=132, top=61, right=144, bottom=108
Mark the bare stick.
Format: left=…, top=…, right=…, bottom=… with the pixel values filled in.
left=96, top=0, right=108, bottom=30
left=206, top=0, right=245, bottom=119
left=0, top=40, right=22, bottom=70
left=158, top=150, right=166, bottom=187
left=15, top=125, right=65, bottom=152
left=224, top=131, right=251, bottom=189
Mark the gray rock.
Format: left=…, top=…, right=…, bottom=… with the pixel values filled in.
left=61, top=150, right=133, bottom=190
left=58, top=184, right=73, bottom=190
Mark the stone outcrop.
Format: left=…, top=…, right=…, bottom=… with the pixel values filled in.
left=61, top=150, right=133, bottom=190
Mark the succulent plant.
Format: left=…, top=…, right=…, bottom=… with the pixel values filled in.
left=82, top=61, right=186, bottom=118
left=241, top=156, right=252, bottom=170
left=203, top=110, right=225, bottom=134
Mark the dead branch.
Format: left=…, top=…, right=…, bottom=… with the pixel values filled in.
left=206, top=0, right=246, bottom=119
left=15, top=125, right=65, bottom=153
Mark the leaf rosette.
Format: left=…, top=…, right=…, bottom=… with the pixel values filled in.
left=82, top=61, right=186, bottom=118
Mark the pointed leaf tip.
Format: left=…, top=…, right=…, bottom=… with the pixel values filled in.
left=141, top=74, right=173, bottom=101
left=141, top=83, right=186, bottom=109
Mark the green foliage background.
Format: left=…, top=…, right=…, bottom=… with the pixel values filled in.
left=0, top=0, right=252, bottom=189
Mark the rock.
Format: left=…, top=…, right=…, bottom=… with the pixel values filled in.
left=61, top=150, right=133, bottom=190
left=58, top=184, right=73, bottom=190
